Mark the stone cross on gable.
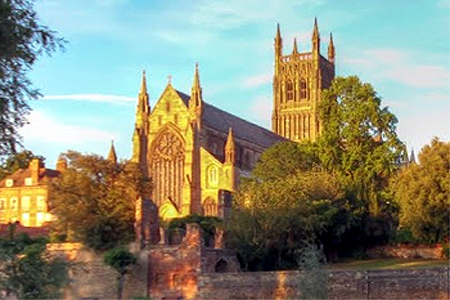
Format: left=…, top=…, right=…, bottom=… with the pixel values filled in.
left=168, top=74, right=172, bottom=84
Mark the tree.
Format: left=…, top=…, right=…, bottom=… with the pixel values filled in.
left=226, top=143, right=347, bottom=270
left=104, top=247, right=136, bottom=300
left=319, top=76, right=404, bottom=217
left=49, top=151, right=151, bottom=250
left=0, top=224, right=69, bottom=299
left=0, top=0, right=65, bottom=158
left=392, top=138, right=449, bottom=244
left=0, top=150, right=44, bottom=180
left=317, top=76, right=404, bottom=251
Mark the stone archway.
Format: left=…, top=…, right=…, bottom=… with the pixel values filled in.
left=214, top=259, right=229, bottom=273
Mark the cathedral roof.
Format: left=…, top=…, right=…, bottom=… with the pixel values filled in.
left=175, top=90, right=285, bottom=149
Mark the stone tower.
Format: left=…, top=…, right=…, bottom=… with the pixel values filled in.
left=271, top=19, right=335, bottom=142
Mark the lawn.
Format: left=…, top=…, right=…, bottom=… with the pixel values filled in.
left=328, top=258, right=449, bottom=270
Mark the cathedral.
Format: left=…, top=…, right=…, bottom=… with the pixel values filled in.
left=132, top=19, right=334, bottom=221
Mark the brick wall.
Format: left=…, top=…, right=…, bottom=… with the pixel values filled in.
left=199, top=268, right=449, bottom=300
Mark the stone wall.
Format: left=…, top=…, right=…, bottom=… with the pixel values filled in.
left=47, top=243, right=148, bottom=300
left=367, top=244, right=444, bottom=259
left=199, top=268, right=449, bottom=300
left=48, top=240, right=449, bottom=300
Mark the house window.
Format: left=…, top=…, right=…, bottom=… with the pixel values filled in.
left=37, top=196, right=46, bottom=211
left=36, top=212, right=45, bottom=226
left=300, top=79, right=307, bottom=99
left=21, top=196, right=30, bottom=211
left=286, top=80, right=294, bottom=101
left=10, top=198, right=18, bottom=210
left=25, top=177, right=33, bottom=186
left=22, top=213, right=30, bottom=227
left=158, top=115, right=162, bottom=126
left=0, top=199, right=5, bottom=210
left=5, top=179, right=13, bottom=187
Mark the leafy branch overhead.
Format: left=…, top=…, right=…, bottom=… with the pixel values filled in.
left=0, top=0, right=66, bottom=158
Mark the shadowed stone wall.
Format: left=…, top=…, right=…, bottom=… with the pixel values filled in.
left=199, top=268, right=449, bottom=300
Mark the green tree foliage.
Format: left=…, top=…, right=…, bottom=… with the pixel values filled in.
left=0, top=150, right=44, bottom=180
left=0, top=0, right=65, bottom=157
left=251, top=141, right=320, bottom=181
left=104, top=247, right=136, bottom=300
left=0, top=224, right=69, bottom=299
left=392, top=138, right=450, bottom=244
left=319, top=76, right=404, bottom=217
left=49, top=151, right=151, bottom=250
left=227, top=142, right=347, bottom=270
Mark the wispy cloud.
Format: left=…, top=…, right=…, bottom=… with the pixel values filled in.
left=242, top=73, right=272, bottom=88
left=21, top=111, right=118, bottom=145
left=42, top=94, right=135, bottom=104
left=344, top=48, right=450, bottom=88
left=249, top=95, right=272, bottom=127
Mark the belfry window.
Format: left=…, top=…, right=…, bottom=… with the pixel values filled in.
left=300, top=79, right=307, bottom=99
left=286, top=80, right=294, bottom=101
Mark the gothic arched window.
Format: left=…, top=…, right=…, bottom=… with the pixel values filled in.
left=286, top=80, right=294, bottom=101
left=207, top=165, right=219, bottom=188
left=300, top=79, right=307, bottom=99
left=151, top=130, right=185, bottom=209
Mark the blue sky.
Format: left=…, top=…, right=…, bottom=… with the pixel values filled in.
left=21, top=0, right=449, bottom=168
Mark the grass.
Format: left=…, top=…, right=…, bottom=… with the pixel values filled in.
left=328, top=258, right=449, bottom=270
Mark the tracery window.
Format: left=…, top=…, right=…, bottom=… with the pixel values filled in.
left=300, top=79, right=307, bottom=99
left=151, top=130, right=185, bottom=209
left=286, top=80, right=294, bottom=101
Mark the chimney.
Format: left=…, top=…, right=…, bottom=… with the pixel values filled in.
left=29, top=158, right=41, bottom=184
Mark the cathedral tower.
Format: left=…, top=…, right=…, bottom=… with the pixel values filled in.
left=271, top=19, right=335, bottom=142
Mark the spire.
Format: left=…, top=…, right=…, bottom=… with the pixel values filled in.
left=108, top=140, right=117, bottom=164
left=190, top=62, right=203, bottom=107
left=409, top=148, right=416, bottom=164
left=312, top=17, right=319, bottom=39
left=292, top=37, right=298, bottom=54
left=328, top=33, right=335, bottom=63
left=225, top=127, right=236, bottom=164
left=140, top=70, right=147, bottom=95
left=274, top=23, right=282, bottom=58
left=137, top=70, right=150, bottom=115
left=312, top=18, right=320, bottom=55
left=193, top=62, right=200, bottom=90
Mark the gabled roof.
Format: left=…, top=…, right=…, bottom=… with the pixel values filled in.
left=0, top=168, right=60, bottom=188
left=174, top=90, right=285, bottom=149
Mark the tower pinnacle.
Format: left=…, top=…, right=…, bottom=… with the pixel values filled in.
left=225, top=127, right=236, bottom=164
left=190, top=62, right=202, bottom=107
left=108, top=140, right=117, bottom=164
left=275, top=23, right=282, bottom=58
left=140, top=70, right=147, bottom=95
left=328, top=33, right=335, bottom=63
left=292, top=37, right=298, bottom=54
